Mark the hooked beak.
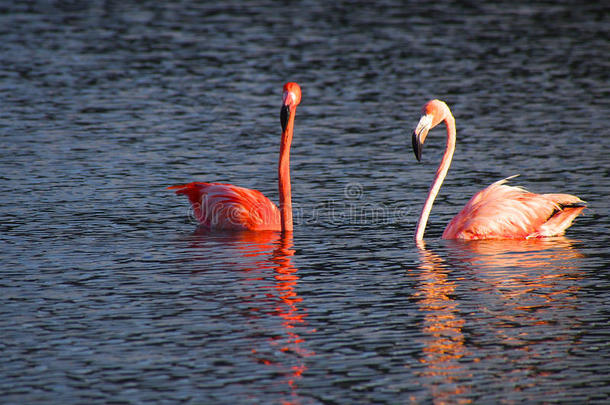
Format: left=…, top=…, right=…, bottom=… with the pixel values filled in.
left=280, top=91, right=296, bottom=131
left=412, top=114, right=432, bottom=162
left=280, top=105, right=289, bottom=131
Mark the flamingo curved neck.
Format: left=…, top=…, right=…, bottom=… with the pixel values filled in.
left=414, top=115, right=456, bottom=241
left=278, top=109, right=295, bottom=232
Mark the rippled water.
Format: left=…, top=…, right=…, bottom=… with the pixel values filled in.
left=1, top=1, right=609, bottom=403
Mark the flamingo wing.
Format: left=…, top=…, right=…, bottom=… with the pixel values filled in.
left=168, top=182, right=281, bottom=231
left=442, top=177, right=585, bottom=240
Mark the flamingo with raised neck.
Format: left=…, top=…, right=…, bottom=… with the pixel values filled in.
left=169, top=82, right=302, bottom=232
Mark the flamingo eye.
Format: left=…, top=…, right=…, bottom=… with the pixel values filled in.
left=415, top=114, right=433, bottom=134
left=284, top=91, right=296, bottom=105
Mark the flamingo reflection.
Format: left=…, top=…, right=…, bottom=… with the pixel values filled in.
left=412, top=240, right=472, bottom=404
left=446, top=236, right=584, bottom=269
left=184, top=230, right=314, bottom=404
left=412, top=238, right=584, bottom=404
left=256, top=232, right=315, bottom=401
left=445, top=238, right=583, bottom=353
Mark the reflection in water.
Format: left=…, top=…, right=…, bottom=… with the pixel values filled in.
left=185, top=230, right=313, bottom=405
left=448, top=238, right=584, bottom=391
left=413, top=241, right=472, bottom=404
left=447, top=237, right=584, bottom=268
left=446, top=237, right=583, bottom=309
left=412, top=238, right=584, bottom=404
left=264, top=232, right=315, bottom=403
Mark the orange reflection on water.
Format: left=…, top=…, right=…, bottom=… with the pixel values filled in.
left=447, top=237, right=584, bottom=268
left=449, top=237, right=584, bottom=369
left=186, top=230, right=313, bottom=405
left=446, top=237, right=583, bottom=310
left=268, top=233, right=315, bottom=397
left=412, top=237, right=584, bottom=404
left=412, top=240, right=472, bottom=405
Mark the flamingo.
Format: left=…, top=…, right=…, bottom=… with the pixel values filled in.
left=411, top=99, right=585, bottom=241
left=169, top=82, right=301, bottom=232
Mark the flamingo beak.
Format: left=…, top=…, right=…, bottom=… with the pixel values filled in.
left=280, top=105, right=289, bottom=131
left=280, top=91, right=296, bottom=131
left=412, top=114, right=432, bottom=162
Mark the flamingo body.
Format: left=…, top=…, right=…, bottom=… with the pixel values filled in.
left=168, top=182, right=281, bottom=231
left=412, top=99, right=585, bottom=241
left=442, top=177, right=585, bottom=240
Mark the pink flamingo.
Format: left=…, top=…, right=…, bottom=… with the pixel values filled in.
left=169, top=82, right=301, bottom=232
left=412, top=99, right=585, bottom=241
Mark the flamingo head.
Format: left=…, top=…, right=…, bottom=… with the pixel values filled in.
left=412, top=99, right=450, bottom=161
left=281, top=82, right=302, bottom=131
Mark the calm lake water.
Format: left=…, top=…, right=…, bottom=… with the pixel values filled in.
left=1, top=1, right=609, bottom=403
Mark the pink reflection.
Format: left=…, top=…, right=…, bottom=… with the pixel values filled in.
left=447, top=236, right=584, bottom=268
left=446, top=237, right=583, bottom=308
left=412, top=237, right=584, bottom=404
left=447, top=237, right=584, bottom=364
left=412, top=240, right=472, bottom=404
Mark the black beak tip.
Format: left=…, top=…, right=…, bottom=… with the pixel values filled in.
left=280, top=105, right=289, bottom=131
left=412, top=131, right=422, bottom=161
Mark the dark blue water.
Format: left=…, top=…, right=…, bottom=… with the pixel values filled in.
left=1, top=1, right=609, bottom=403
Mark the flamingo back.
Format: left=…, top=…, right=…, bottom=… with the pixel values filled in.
left=442, top=177, right=585, bottom=240
left=168, top=182, right=281, bottom=231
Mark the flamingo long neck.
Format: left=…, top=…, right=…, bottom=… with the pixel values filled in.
left=414, top=114, right=456, bottom=241
left=278, top=109, right=295, bottom=232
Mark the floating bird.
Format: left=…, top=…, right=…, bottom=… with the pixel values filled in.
left=169, top=82, right=301, bottom=232
left=412, top=99, right=585, bottom=241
